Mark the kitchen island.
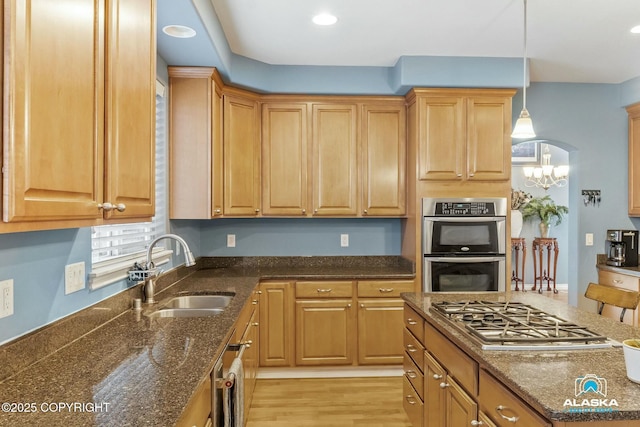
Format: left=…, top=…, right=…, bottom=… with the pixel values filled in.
left=0, top=256, right=413, bottom=427
left=402, top=292, right=640, bottom=426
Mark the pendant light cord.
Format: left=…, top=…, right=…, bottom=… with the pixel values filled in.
left=522, top=0, right=528, bottom=110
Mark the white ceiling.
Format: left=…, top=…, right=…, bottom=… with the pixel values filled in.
left=204, top=0, right=640, bottom=84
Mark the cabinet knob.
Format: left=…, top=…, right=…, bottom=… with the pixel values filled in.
left=214, top=209, right=221, bottom=214
left=256, top=290, right=263, bottom=294
left=254, top=208, right=260, bottom=213
left=495, top=405, right=519, bottom=423
left=439, top=382, right=449, bottom=389
left=360, top=303, right=365, bottom=308
left=407, top=318, right=417, bottom=325
left=405, top=395, right=417, bottom=405
left=406, top=344, right=417, bottom=353
left=471, top=421, right=485, bottom=426
left=432, top=374, right=443, bottom=380
left=302, top=209, right=306, bottom=214
left=457, top=173, right=463, bottom=177
left=99, top=202, right=126, bottom=212
left=363, top=209, right=368, bottom=215
left=346, top=303, right=352, bottom=308
left=252, top=300, right=258, bottom=305
left=405, top=370, right=417, bottom=379
left=469, top=173, right=475, bottom=177
left=252, top=322, right=259, bottom=326
left=314, top=209, right=318, bottom=213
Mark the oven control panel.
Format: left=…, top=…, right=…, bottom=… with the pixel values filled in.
left=435, top=202, right=495, bottom=216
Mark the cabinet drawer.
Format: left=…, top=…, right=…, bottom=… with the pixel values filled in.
left=403, top=376, right=424, bottom=427
left=403, top=353, right=424, bottom=400
left=404, top=328, right=424, bottom=368
left=404, top=304, right=424, bottom=344
left=295, top=281, right=354, bottom=298
left=598, top=270, right=640, bottom=291
left=425, top=321, right=478, bottom=396
left=357, top=280, right=414, bottom=297
left=479, top=370, right=550, bottom=427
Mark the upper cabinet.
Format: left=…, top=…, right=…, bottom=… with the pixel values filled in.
left=2, top=0, right=156, bottom=230
left=361, top=102, right=406, bottom=216
left=627, top=102, right=640, bottom=216
left=408, top=89, right=515, bottom=182
left=311, top=103, right=359, bottom=216
left=168, top=67, right=224, bottom=219
left=223, top=89, right=261, bottom=216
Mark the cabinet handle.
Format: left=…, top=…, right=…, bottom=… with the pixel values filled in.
left=469, top=173, right=475, bottom=177
left=302, top=209, right=306, bottom=214
left=495, top=405, right=519, bottom=423
left=378, top=288, right=394, bottom=293
left=363, top=209, right=368, bottom=215
left=252, top=300, right=258, bottom=305
left=405, top=370, right=418, bottom=379
left=99, top=202, right=126, bottom=212
left=406, top=344, right=417, bottom=353
left=457, top=173, right=463, bottom=177
left=314, top=209, right=318, bottom=213
left=471, top=421, right=485, bottom=426
left=360, top=303, right=365, bottom=308
left=613, top=279, right=623, bottom=284
left=254, top=208, right=260, bottom=213
left=214, top=209, right=221, bottom=214
left=252, top=322, right=259, bottom=326
left=432, top=374, right=443, bottom=380
left=316, top=288, right=332, bottom=293
left=439, top=382, right=449, bottom=389
left=407, top=318, right=418, bottom=325
left=405, top=395, right=417, bottom=405
left=256, top=290, right=263, bottom=294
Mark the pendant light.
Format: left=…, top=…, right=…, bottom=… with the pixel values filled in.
left=512, top=0, right=536, bottom=139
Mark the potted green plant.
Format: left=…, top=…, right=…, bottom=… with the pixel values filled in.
left=521, top=195, right=569, bottom=238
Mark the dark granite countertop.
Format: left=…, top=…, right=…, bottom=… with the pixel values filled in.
left=0, top=256, right=414, bottom=427
left=402, top=292, right=640, bottom=423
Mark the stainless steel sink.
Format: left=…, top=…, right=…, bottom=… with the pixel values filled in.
left=164, top=295, right=233, bottom=309
left=147, top=308, right=225, bottom=318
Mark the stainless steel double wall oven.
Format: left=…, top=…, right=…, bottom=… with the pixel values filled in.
left=422, top=197, right=507, bottom=292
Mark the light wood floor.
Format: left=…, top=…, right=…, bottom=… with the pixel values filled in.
left=245, top=376, right=412, bottom=427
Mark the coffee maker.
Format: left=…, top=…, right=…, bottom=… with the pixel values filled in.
left=606, top=229, right=639, bottom=267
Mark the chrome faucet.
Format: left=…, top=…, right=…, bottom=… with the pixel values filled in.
left=142, top=234, right=196, bottom=304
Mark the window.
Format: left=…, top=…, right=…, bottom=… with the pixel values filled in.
left=88, top=80, right=170, bottom=289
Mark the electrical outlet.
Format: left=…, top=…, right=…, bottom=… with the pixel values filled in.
left=0, top=279, right=14, bottom=319
left=65, top=262, right=85, bottom=295
left=585, top=233, right=594, bottom=246
left=227, top=234, right=236, bottom=248
left=340, top=234, right=349, bottom=247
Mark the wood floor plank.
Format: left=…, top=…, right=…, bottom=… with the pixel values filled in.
left=246, top=376, right=413, bottom=426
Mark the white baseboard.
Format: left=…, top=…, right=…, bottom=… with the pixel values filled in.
left=257, top=366, right=404, bottom=379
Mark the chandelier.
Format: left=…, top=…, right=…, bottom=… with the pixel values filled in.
left=523, top=144, right=569, bottom=190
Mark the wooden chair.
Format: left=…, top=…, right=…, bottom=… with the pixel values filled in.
left=584, top=282, right=640, bottom=322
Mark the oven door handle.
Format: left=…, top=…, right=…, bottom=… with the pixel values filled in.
left=425, top=217, right=505, bottom=222
left=426, top=256, right=505, bottom=263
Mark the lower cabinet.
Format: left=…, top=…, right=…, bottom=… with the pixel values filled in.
left=597, top=269, right=640, bottom=327
left=260, top=279, right=413, bottom=367
left=403, top=303, right=551, bottom=427
left=233, top=289, right=261, bottom=420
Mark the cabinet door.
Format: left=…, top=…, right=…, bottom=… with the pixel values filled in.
left=628, top=103, right=640, bottom=216
left=295, top=299, right=356, bottom=365
left=311, top=104, right=358, bottom=216
left=224, top=94, right=260, bottom=216
left=262, top=103, right=309, bottom=216
left=104, top=0, right=156, bottom=220
left=357, top=299, right=405, bottom=364
left=361, top=104, right=406, bottom=216
left=3, top=0, right=104, bottom=222
left=243, top=308, right=259, bottom=415
left=417, top=96, right=465, bottom=181
left=445, top=376, right=478, bottom=427
left=259, top=282, right=294, bottom=367
left=466, top=96, right=511, bottom=181
left=424, top=351, right=446, bottom=427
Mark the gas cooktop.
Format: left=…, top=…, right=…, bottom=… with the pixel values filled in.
left=430, top=301, right=618, bottom=351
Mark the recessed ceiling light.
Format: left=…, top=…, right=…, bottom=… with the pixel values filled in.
left=632, top=25, right=640, bottom=34
left=312, top=13, right=338, bottom=26
left=162, top=25, right=197, bottom=38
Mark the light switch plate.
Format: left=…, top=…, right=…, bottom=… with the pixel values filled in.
left=65, top=262, right=85, bottom=295
left=227, top=234, right=236, bottom=248
left=586, top=233, right=594, bottom=246
left=340, top=234, right=349, bottom=247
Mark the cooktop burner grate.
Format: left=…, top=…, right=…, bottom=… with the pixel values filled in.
left=430, top=301, right=614, bottom=350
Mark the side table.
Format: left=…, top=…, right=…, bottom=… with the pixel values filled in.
left=511, top=237, right=526, bottom=291
left=532, top=237, right=559, bottom=294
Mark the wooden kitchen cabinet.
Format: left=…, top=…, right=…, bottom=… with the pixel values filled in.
left=596, top=269, right=640, bottom=326
left=235, top=289, right=261, bottom=418
left=169, top=67, right=224, bottom=219
left=409, top=89, right=514, bottom=182
left=627, top=102, right=640, bottom=216
left=2, top=0, right=156, bottom=229
left=295, top=280, right=356, bottom=365
left=261, top=103, right=309, bottom=216
left=311, top=103, right=359, bottom=216
left=223, top=89, right=261, bottom=216
left=361, top=103, right=407, bottom=216
left=357, top=280, right=413, bottom=364
left=259, top=281, right=295, bottom=367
